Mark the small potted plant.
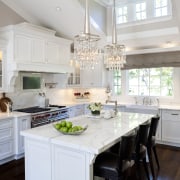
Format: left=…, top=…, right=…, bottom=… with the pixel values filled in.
left=88, top=102, right=102, bottom=115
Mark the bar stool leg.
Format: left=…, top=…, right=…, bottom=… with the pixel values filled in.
left=142, top=157, right=150, bottom=180
left=147, top=148, right=156, bottom=178
left=153, top=146, right=160, bottom=170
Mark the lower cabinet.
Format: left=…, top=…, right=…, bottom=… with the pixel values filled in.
left=161, top=109, right=180, bottom=145
left=68, top=105, right=84, bottom=118
left=123, top=107, right=161, bottom=141
left=52, top=145, right=86, bottom=180
left=14, top=115, right=31, bottom=159
left=0, top=118, right=14, bottom=164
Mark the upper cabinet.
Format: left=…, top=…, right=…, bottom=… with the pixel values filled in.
left=0, top=23, right=73, bottom=74
left=0, top=39, right=7, bottom=91
left=80, top=60, right=106, bottom=88
left=67, top=59, right=107, bottom=88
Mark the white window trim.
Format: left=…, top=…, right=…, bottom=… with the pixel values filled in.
left=117, top=15, right=172, bottom=29
left=116, top=0, right=172, bottom=28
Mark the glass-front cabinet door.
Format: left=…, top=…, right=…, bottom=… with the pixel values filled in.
left=0, top=39, right=7, bottom=91
left=0, top=50, right=3, bottom=88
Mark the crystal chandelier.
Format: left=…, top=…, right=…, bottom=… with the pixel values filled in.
left=104, top=0, right=126, bottom=70
left=74, top=0, right=101, bottom=70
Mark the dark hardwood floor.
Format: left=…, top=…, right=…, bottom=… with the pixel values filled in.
left=0, top=145, right=179, bottom=180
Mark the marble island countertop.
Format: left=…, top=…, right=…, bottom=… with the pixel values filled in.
left=21, top=112, right=154, bottom=154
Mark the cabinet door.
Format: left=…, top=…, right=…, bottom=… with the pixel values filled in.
left=58, top=43, right=70, bottom=66
left=14, top=116, right=31, bottom=155
left=0, top=139, right=14, bottom=160
left=68, top=105, right=84, bottom=117
left=19, top=117, right=31, bottom=154
left=0, top=45, right=5, bottom=89
left=0, top=118, right=14, bottom=160
left=46, top=41, right=60, bottom=64
left=162, top=110, right=180, bottom=144
left=31, top=38, right=45, bottom=63
left=81, top=61, right=104, bottom=88
left=14, top=34, right=31, bottom=63
left=52, top=145, right=86, bottom=180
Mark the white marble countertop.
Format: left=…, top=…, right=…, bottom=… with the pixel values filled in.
left=58, top=102, right=180, bottom=110
left=0, top=111, right=30, bottom=120
left=21, top=112, right=154, bottom=154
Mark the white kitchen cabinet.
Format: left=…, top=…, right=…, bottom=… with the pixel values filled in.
left=15, top=35, right=45, bottom=64
left=52, top=145, right=86, bottom=180
left=46, top=40, right=70, bottom=66
left=0, top=22, right=73, bottom=76
left=0, top=118, right=14, bottom=164
left=68, top=105, right=84, bottom=118
left=14, top=34, right=31, bottom=63
left=0, top=39, right=8, bottom=91
left=31, top=38, right=45, bottom=63
left=14, top=115, right=31, bottom=159
left=80, top=60, right=106, bottom=88
left=24, top=138, right=52, bottom=180
left=161, top=109, right=180, bottom=145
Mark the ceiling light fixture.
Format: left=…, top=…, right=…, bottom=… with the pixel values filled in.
left=104, top=0, right=126, bottom=70
left=73, top=0, right=101, bottom=70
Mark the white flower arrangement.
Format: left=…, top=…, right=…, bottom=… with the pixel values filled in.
left=88, top=102, right=102, bottom=112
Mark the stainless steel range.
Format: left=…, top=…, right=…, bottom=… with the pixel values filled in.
left=15, top=105, right=69, bottom=128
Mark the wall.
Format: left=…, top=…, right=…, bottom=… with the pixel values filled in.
left=79, top=0, right=107, bottom=34
left=0, top=1, right=25, bottom=27
left=1, top=67, right=180, bottom=110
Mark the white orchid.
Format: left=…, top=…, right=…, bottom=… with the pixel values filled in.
left=88, top=102, right=102, bottom=112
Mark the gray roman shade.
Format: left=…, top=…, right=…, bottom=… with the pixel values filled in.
left=122, top=51, right=180, bottom=69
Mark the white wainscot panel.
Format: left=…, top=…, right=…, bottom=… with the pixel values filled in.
left=25, top=139, right=52, bottom=180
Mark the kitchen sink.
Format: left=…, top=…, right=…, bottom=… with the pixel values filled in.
left=126, top=104, right=159, bottom=110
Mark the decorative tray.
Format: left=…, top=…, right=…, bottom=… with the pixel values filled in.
left=53, top=124, right=88, bottom=135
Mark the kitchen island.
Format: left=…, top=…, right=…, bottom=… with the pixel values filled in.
left=21, top=112, right=154, bottom=180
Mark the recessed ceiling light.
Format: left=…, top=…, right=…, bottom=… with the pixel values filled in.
left=56, top=7, right=61, bottom=11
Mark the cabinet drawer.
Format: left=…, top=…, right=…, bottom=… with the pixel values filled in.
left=162, top=120, right=180, bottom=143
left=0, top=139, right=14, bottom=159
left=0, top=128, right=13, bottom=141
left=0, top=119, right=13, bottom=129
left=162, top=110, right=180, bottom=121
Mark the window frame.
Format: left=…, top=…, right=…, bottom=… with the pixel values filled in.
left=116, top=0, right=172, bottom=28
left=112, top=67, right=174, bottom=98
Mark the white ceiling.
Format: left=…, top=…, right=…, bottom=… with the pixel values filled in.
left=2, top=0, right=180, bottom=53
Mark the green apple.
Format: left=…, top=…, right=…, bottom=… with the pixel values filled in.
left=55, top=123, right=61, bottom=130
left=66, top=121, right=73, bottom=129
left=60, top=120, right=66, bottom=127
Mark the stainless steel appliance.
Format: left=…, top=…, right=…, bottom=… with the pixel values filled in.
left=15, top=105, right=68, bottom=128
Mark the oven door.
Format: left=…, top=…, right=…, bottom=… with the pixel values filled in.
left=31, top=116, right=49, bottom=128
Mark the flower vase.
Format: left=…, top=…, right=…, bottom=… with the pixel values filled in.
left=91, top=110, right=100, bottom=115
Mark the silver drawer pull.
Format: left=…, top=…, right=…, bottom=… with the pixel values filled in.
left=171, top=113, right=179, bottom=115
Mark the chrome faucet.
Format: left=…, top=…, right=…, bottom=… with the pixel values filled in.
left=106, top=100, right=118, bottom=115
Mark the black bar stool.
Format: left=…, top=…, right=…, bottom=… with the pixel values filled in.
left=94, top=133, right=136, bottom=180
left=133, top=123, right=150, bottom=180
left=147, top=116, right=160, bottom=178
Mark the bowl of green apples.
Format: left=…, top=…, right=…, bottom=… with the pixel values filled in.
left=53, top=120, right=88, bottom=135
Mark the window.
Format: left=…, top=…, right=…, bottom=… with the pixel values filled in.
left=136, top=2, right=147, bottom=20
left=128, top=67, right=173, bottom=96
left=116, top=0, right=171, bottom=25
left=154, top=0, right=168, bottom=17
left=113, top=70, right=122, bottom=95
left=116, top=6, right=127, bottom=24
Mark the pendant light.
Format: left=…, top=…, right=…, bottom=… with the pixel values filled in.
left=104, top=0, right=126, bottom=70
left=73, top=0, right=101, bottom=70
